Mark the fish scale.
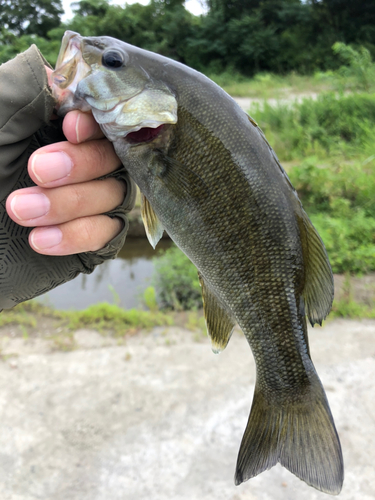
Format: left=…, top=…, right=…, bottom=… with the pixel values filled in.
left=52, top=31, right=343, bottom=495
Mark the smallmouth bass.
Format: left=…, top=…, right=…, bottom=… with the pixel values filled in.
left=51, top=31, right=343, bottom=494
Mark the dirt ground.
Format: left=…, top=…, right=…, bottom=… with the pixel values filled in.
left=234, top=93, right=319, bottom=112
left=0, top=316, right=374, bottom=500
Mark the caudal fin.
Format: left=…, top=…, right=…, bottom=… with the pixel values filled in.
left=235, top=378, right=344, bottom=495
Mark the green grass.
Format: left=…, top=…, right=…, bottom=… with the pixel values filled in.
left=61, top=302, right=173, bottom=335
left=249, top=93, right=375, bottom=161
left=0, top=300, right=174, bottom=336
left=208, top=44, right=375, bottom=98
left=208, top=71, right=331, bottom=98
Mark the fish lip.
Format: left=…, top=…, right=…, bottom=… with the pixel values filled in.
left=52, top=31, right=91, bottom=114
left=55, top=31, right=82, bottom=69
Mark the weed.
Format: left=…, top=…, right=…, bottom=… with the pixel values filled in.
left=62, top=302, right=173, bottom=335
left=143, top=286, right=158, bottom=312
left=331, top=274, right=375, bottom=319
left=50, top=332, right=77, bottom=352
left=152, top=246, right=202, bottom=310
left=332, top=43, right=375, bottom=93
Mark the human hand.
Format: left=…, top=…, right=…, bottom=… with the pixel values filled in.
left=6, top=108, right=126, bottom=256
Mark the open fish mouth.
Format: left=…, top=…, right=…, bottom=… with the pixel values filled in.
left=51, top=31, right=178, bottom=141
left=51, top=31, right=91, bottom=114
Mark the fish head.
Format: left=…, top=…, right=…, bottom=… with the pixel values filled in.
left=52, top=31, right=178, bottom=142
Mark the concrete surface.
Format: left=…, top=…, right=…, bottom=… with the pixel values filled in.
left=0, top=319, right=374, bottom=499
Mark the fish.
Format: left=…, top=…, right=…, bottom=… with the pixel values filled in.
left=51, top=31, right=344, bottom=494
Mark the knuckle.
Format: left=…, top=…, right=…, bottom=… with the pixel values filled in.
left=69, top=184, right=86, bottom=213
left=77, top=217, right=99, bottom=251
left=87, top=140, right=116, bottom=172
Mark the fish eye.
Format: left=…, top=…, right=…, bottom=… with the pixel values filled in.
left=102, top=50, right=125, bottom=69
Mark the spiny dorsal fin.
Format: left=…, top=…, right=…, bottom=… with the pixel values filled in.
left=141, top=194, right=164, bottom=249
left=301, top=209, right=334, bottom=326
left=198, top=272, right=236, bottom=353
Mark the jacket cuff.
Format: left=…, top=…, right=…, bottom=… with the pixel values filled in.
left=78, top=169, right=137, bottom=268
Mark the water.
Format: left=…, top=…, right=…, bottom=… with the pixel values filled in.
left=36, top=239, right=174, bottom=310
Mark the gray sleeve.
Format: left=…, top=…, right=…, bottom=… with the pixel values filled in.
left=0, top=44, right=56, bottom=200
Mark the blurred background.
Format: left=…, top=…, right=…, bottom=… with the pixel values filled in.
left=0, top=1, right=374, bottom=499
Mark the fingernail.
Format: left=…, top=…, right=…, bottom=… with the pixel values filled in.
left=31, top=152, right=73, bottom=183
left=75, top=112, right=81, bottom=143
left=11, top=194, right=50, bottom=221
left=31, top=227, right=63, bottom=250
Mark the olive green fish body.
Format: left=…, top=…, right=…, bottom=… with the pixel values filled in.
left=52, top=32, right=343, bottom=494
left=120, top=103, right=309, bottom=392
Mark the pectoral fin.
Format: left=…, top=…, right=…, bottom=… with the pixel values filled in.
left=198, top=272, right=235, bottom=353
left=141, top=194, right=164, bottom=249
left=157, top=153, right=210, bottom=202
left=301, top=209, right=334, bottom=326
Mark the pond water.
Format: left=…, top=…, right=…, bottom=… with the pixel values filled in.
left=36, top=238, right=174, bottom=311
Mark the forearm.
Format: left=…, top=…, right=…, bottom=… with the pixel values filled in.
left=0, top=45, right=56, bottom=199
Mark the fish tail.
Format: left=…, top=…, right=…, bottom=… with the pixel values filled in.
left=235, top=375, right=344, bottom=495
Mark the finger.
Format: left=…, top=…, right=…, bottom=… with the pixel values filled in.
left=28, top=138, right=122, bottom=188
left=6, top=178, right=125, bottom=227
left=62, top=110, right=105, bottom=143
left=29, top=215, right=123, bottom=255
left=45, top=66, right=53, bottom=88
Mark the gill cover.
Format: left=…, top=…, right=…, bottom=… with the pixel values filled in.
left=52, top=31, right=178, bottom=141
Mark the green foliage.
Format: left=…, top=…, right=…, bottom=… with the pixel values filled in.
left=61, top=302, right=173, bottom=334
left=143, top=286, right=158, bottom=312
left=209, top=71, right=330, bottom=98
left=332, top=42, right=375, bottom=92
left=152, top=246, right=201, bottom=310
left=0, top=300, right=52, bottom=327
left=288, top=158, right=375, bottom=218
left=0, top=0, right=63, bottom=37
left=0, top=300, right=173, bottom=333
left=311, top=212, right=375, bottom=274
left=251, top=93, right=375, bottom=161
left=0, top=29, right=61, bottom=65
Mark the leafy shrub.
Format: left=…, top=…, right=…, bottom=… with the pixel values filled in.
left=288, top=159, right=375, bottom=274
left=250, top=93, right=375, bottom=161
left=311, top=212, right=375, bottom=274
left=332, top=42, right=375, bottom=92
left=0, top=29, right=60, bottom=65
left=152, top=246, right=201, bottom=310
left=289, top=158, right=375, bottom=218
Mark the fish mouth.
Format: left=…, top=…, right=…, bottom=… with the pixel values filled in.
left=52, top=31, right=178, bottom=142
left=126, top=124, right=166, bottom=144
left=51, top=31, right=91, bottom=114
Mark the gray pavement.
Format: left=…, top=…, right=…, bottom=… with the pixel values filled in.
left=0, top=318, right=374, bottom=499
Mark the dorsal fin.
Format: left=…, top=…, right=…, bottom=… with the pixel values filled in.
left=301, top=209, right=334, bottom=326
left=198, top=272, right=236, bottom=353
left=141, top=194, right=164, bottom=249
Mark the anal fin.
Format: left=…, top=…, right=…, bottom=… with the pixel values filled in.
left=198, top=272, right=235, bottom=353
left=141, top=194, right=164, bottom=249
